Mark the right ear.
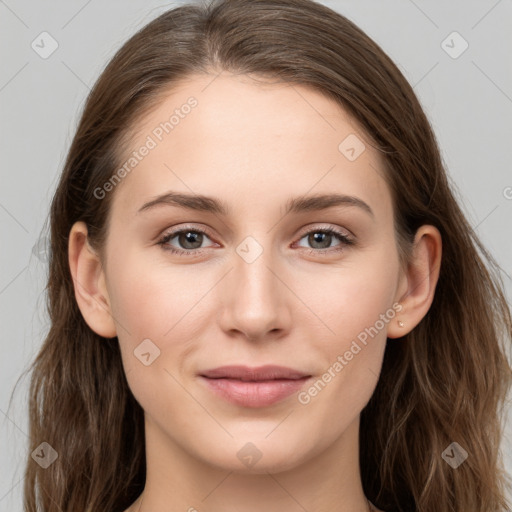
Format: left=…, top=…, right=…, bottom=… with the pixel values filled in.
left=68, top=221, right=117, bottom=338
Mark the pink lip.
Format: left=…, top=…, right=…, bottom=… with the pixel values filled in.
left=199, top=365, right=311, bottom=408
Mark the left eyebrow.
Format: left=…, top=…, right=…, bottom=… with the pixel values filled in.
left=136, top=191, right=374, bottom=218
left=284, top=193, right=374, bottom=218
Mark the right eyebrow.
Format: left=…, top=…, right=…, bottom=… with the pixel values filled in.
left=137, top=191, right=230, bottom=216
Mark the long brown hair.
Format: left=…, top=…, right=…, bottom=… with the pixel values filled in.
left=12, top=0, right=511, bottom=510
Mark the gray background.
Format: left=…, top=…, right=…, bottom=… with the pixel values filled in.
left=1, top=0, right=511, bottom=510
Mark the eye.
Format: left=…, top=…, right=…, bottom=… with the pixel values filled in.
left=157, top=227, right=216, bottom=256
left=294, top=227, right=354, bottom=255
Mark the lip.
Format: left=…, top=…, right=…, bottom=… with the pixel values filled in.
left=199, top=365, right=312, bottom=408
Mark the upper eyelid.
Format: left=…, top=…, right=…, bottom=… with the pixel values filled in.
left=160, top=224, right=217, bottom=242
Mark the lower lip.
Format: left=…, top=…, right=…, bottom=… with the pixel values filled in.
left=200, top=376, right=311, bottom=408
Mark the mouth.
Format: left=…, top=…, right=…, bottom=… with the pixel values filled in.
left=199, top=365, right=312, bottom=408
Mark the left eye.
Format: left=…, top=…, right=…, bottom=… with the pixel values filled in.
left=296, top=229, right=351, bottom=250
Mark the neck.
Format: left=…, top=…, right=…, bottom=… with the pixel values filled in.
left=126, top=415, right=376, bottom=512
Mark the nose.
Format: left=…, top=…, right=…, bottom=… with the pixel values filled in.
left=218, top=238, right=292, bottom=342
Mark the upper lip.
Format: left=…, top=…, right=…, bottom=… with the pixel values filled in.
left=200, top=365, right=310, bottom=381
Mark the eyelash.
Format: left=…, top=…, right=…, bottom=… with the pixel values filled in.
left=157, top=225, right=355, bottom=258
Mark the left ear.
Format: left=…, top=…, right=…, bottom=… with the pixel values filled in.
left=388, top=225, right=442, bottom=339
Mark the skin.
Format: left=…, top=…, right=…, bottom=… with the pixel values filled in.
left=68, top=72, right=441, bottom=512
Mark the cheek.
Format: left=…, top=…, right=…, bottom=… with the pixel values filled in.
left=106, top=255, right=196, bottom=373
left=106, top=264, right=198, bottom=418
left=108, top=249, right=208, bottom=335
left=293, top=248, right=399, bottom=421
left=300, top=252, right=399, bottom=347
left=294, top=268, right=395, bottom=441
left=106, top=251, right=226, bottom=398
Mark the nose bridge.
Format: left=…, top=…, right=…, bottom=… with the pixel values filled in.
left=235, top=234, right=281, bottom=306
left=237, top=236, right=276, bottom=295
left=220, top=233, right=290, bottom=339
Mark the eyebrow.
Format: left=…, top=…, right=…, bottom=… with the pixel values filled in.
left=137, top=191, right=374, bottom=218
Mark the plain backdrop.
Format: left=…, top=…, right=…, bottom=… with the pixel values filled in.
left=1, top=0, right=511, bottom=510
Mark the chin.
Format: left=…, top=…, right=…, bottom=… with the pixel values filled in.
left=198, top=437, right=313, bottom=475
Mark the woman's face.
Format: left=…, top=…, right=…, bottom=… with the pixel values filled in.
left=98, top=72, right=408, bottom=472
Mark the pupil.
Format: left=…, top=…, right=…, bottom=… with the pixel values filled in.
left=180, top=231, right=202, bottom=249
left=310, top=232, right=331, bottom=249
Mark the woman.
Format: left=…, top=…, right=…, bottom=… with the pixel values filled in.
left=20, top=0, right=512, bottom=510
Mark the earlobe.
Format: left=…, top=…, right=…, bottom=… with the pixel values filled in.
left=388, top=225, right=442, bottom=339
left=68, top=221, right=117, bottom=338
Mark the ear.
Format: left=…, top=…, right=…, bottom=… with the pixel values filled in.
left=68, top=221, right=117, bottom=338
left=387, top=225, right=442, bottom=339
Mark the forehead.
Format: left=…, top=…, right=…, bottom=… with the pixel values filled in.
left=108, top=72, right=391, bottom=221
